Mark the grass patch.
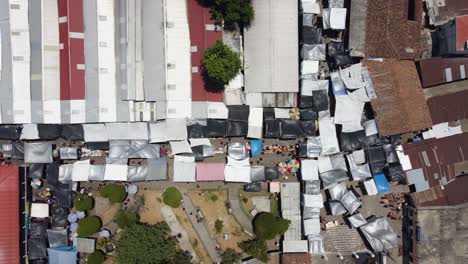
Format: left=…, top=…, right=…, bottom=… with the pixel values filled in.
left=163, top=187, right=183, bottom=208
left=215, top=219, right=224, bottom=234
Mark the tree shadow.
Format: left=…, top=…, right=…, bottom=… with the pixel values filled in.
left=201, top=70, right=225, bottom=93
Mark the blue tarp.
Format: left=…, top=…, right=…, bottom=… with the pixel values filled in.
left=374, top=173, right=391, bottom=194
left=47, top=246, right=78, bottom=264
left=250, top=140, right=263, bottom=157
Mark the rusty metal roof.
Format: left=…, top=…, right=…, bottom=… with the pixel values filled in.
left=417, top=57, right=468, bottom=88
left=427, top=90, right=468, bottom=124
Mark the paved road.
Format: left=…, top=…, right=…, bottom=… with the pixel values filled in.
left=182, top=193, right=221, bottom=263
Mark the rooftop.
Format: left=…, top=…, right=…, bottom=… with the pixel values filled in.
left=281, top=253, right=313, bottom=264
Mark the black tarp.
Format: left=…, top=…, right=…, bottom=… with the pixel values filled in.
left=265, top=166, right=279, bottom=180
left=0, top=126, right=21, bottom=140
left=296, top=142, right=308, bottom=158
left=263, top=108, right=275, bottom=120
left=383, top=144, right=399, bottom=164
left=85, top=142, right=110, bottom=151
left=243, top=182, right=262, bottom=192
left=28, top=164, right=45, bottom=179
left=227, top=120, right=248, bottom=137
left=37, top=124, right=62, bottom=140
left=54, top=184, right=72, bottom=208
left=301, top=120, right=317, bottom=137
left=50, top=205, right=69, bottom=228
left=264, top=119, right=280, bottom=138
left=299, top=96, right=314, bottom=109
left=303, top=26, right=322, bottom=44
left=28, top=238, right=47, bottom=260
left=250, top=166, right=266, bottom=182
left=368, top=145, right=387, bottom=174
left=11, top=142, right=24, bottom=159
left=228, top=105, right=250, bottom=121
left=191, top=146, right=204, bottom=162
left=340, top=130, right=366, bottom=152
left=47, top=229, right=68, bottom=248
left=206, top=119, right=227, bottom=138
left=386, top=164, right=406, bottom=183
left=29, top=222, right=48, bottom=239
left=327, top=41, right=352, bottom=70
left=280, top=120, right=303, bottom=139
left=187, top=122, right=207, bottom=139
left=46, top=162, right=59, bottom=186
left=304, top=180, right=321, bottom=195
left=61, top=125, right=84, bottom=140
left=300, top=109, right=317, bottom=121
left=312, top=90, right=329, bottom=112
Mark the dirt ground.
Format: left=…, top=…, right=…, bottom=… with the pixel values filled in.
left=239, top=191, right=279, bottom=219
left=189, top=190, right=249, bottom=252
left=138, top=190, right=165, bottom=224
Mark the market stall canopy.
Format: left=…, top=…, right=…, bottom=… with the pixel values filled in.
left=24, top=142, right=53, bottom=163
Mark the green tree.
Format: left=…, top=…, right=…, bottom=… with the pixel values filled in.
left=163, top=187, right=183, bottom=208
left=166, top=250, right=192, bottom=264
left=115, top=209, right=139, bottom=229
left=253, top=212, right=290, bottom=240
left=238, top=239, right=268, bottom=262
left=215, top=219, right=224, bottom=234
left=87, top=250, right=106, bottom=264
left=100, top=184, right=126, bottom=203
left=201, top=0, right=255, bottom=30
left=116, top=223, right=177, bottom=264
left=202, top=40, right=241, bottom=90
left=73, top=193, right=94, bottom=211
left=221, top=248, right=242, bottom=264
left=77, top=216, right=102, bottom=237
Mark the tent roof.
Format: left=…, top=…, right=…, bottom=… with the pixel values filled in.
left=374, top=173, right=391, bottom=194
left=47, top=246, right=78, bottom=264
left=196, top=162, right=225, bottom=181
left=0, top=166, right=20, bottom=264
left=173, top=155, right=196, bottom=182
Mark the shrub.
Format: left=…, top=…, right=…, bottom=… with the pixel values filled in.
left=163, top=187, right=183, bottom=208
left=100, top=184, right=126, bottom=203
left=210, top=194, right=219, bottom=202
left=221, top=248, right=242, bottom=264
left=215, top=219, right=224, bottom=234
left=77, top=216, right=102, bottom=237
left=202, top=41, right=241, bottom=90
left=253, top=212, right=290, bottom=240
left=239, top=239, right=268, bottom=262
left=73, top=193, right=94, bottom=211
left=242, top=197, right=248, bottom=203
left=87, top=251, right=106, bottom=264
left=115, top=209, right=139, bottom=229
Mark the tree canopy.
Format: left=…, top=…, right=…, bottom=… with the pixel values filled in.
left=253, top=212, right=290, bottom=240
left=87, top=251, right=106, bottom=264
left=163, top=187, right=183, bottom=208
left=115, top=209, right=139, bottom=229
left=200, top=0, right=255, bottom=31
left=100, top=184, right=127, bottom=203
left=77, top=216, right=102, bottom=237
left=202, top=40, right=241, bottom=91
left=221, top=248, right=242, bottom=264
left=238, top=239, right=269, bottom=263
left=116, top=223, right=177, bottom=264
left=73, top=193, right=94, bottom=211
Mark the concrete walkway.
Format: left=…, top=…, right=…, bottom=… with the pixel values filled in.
left=182, top=193, right=221, bottom=263
left=160, top=206, right=199, bottom=263
left=228, top=186, right=254, bottom=235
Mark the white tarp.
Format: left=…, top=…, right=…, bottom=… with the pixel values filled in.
left=21, top=124, right=39, bottom=140
left=363, top=119, right=378, bottom=136
left=59, top=164, right=73, bottom=182
left=104, top=164, right=128, bottom=181
left=83, top=124, right=108, bottom=142
left=303, top=218, right=321, bottom=236
left=173, top=155, right=195, bottom=182
left=301, top=44, right=326, bottom=61
left=432, top=122, right=463, bottom=139
left=348, top=213, right=367, bottom=228
left=72, top=160, right=91, bottom=182
left=318, top=112, right=340, bottom=155
left=24, top=142, right=53, bottom=163
left=301, top=79, right=328, bottom=96
left=322, top=8, right=331, bottom=29
left=149, top=119, right=187, bottom=143
left=301, top=60, right=319, bottom=75
left=274, top=108, right=291, bottom=119
left=31, top=203, right=49, bottom=218
left=364, top=179, right=378, bottom=195
left=189, top=138, right=211, bottom=147
left=170, top=140, right=192, bottom=155
left=301, top=0, right=320, bottom=14
left=340, top=63, right=366, bottom=89
left=396, top=145, right=412, bottom=171
left=301, top=159, right=319, bottom=181
left=282, top=240, right=309, bottom=253
left=248, top=107, right=263, bottom=138
left=334, top=95, right=365, bottom=132
left=303, top=194, right=324, bottom=208
left=225, top=157, right=251, bottom=183
left=106, top=123, right=149, bottom=140
left=330, top=8, right=347, bottom=29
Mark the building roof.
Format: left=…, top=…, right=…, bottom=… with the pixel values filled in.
left=403, top=133, right=468, bottom=189
left=244, top=0, right=298, bottom=93
left=425, top=0, right=468, bottom=25
left=188, top=0, right=223, bottom=102
left=456, top=15, right=468, bottom=51
left=427, top=89, right=468, bottom=124
left=350, top=0, right=423, bottom=59
left=365, top=59, right=432, bottom=136
left=417, top=57, right=468, bottom=88
left=413, top=175, right=468, bottom=207
left=0, top=166, right=20, bottom=264
left=281, top=253, right=312, bottom=264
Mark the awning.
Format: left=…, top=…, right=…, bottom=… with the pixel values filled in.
left=104, top=164, right=128, bottom=181
left=173, top=155, right=196, bottom=182
left=196, top=162, right=225, bottom=181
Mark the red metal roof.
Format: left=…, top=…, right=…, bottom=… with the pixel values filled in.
left=188, top=0, right=224, bottom=102
left=456, top=15, right=468, bottom=51
left=427, top=89, right=468, bottom=124
left=417, top=57, right=468, bottom=88
left=0, top=166, right=19, bottom=264
left=59, top=0, right=85, bottom=100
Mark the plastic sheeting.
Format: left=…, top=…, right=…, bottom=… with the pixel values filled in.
left=280, top=120, right=302, bottom=139
left=374, top=173, right=391, bottom=194
left=0, top=126, right=22, bottom=140
left=206, top=119, right=227, bottom=137
left=28, top=238, right=47, bottom=260
left=88, top=165, right=105, bottom=181
left=302, top=0, right=320, bottom=14
left=47, top=229, right=68, bottom=248
left=227, top=142, right=248, bottom=160
left=47, top=246, right=78, bottom=264
left=83, top=124, right=108, bottom=142
left=72, top=160, right=90, bottom=182
left=248, top=107, right=263, bottom=138
left=50, top=205, right=69, bottom=228
left=302, top=44, right=326, bottom=61
left=170, top=141, right=192, bottom=155
left=187, top=120, right=207, bottom=139
left=348, top=213, right=367, bottom=228
left=61, top=125, right=84, bottom=140
left=173, top=155, right=196, bottom=182
left=264, top=119, right=280, bottom=138
left=340, top=130, right=366, bottom=152
left=149, top=119, right=187, bottom=143
left=303, top=218, right=321, bottom=236
left=304, top=180, right=321, bottom=195
left=307, top=136, right=322, bottom=158
left=127, top=166, right=148, bottom=182
left=340, top=191, right=361, bottom=214
left=334, top=95, right=365, bottom=132
left=360, top=217, right=398, bottom=252
left=303, top=26, right=322, bottom=45
left=24, top=142, right=53, bottom=164
left=322, top=8, right=346, bottom=30
left=109, top=141, right=160, bottom=159
left=225, top=157, right=251, bottom=183
left=104, top=164, right=128, bottom=181
left=21, top=124, right=39, bottom=140
left=28, top=164, right=45, bottom=179
left=328, top=182, right=347, bottom=200
left=228, top=105, right=250, bottom=121
left=265, top=166, right=279, bottom=180
left=350, top=163, right=372, bottom=181
left=250, top=166, right=266, bottom=182
left=31, top=203, right=49, bottom=218
left=147, top=158, right=168, bottom=181
left=54, top=184, right=72, bottom=208
left=301, top=159, right=319, bottom=181
left=106, top=123, right=149, bottom=141
left=329, top=200, right=347, bottom=215
left=37, top=125, right=62, bottom=140
left=250, top=140, right=263, bottom=157
left=318, top=112, right=340, bottom=155
left=320, top=170, right=348, bottom=189
left=59, top=147, right=79, bottom=160
left=300, top=109, right=317, bottom=121
left=227, top=120, right=248, bottom=137
left=303, top=194, right=324, bottom=208
left=368, top=145, right=387, bottom=174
